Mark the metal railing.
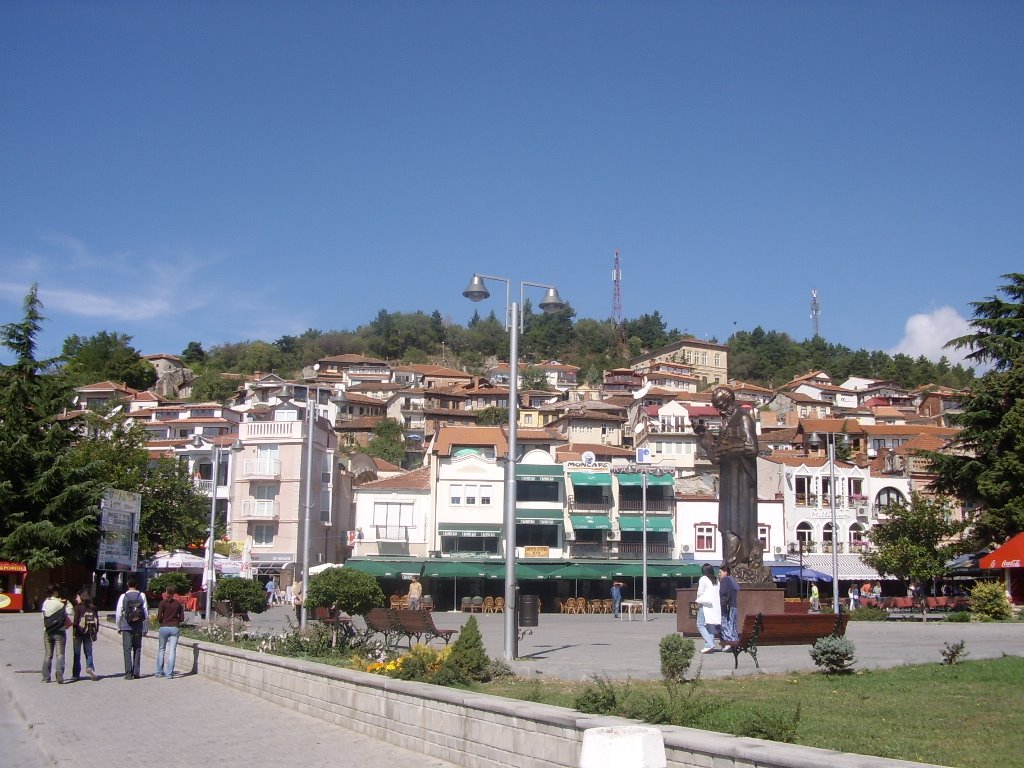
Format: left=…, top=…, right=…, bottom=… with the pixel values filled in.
left=240, top=500, right=280, bottom=519
left=243, top=458, right=282, bottom=478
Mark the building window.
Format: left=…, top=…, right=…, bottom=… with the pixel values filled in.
left=253, top=523, right=276, bottom=546
left=449, top=484, right=462, bottom=505
left=464, top=484, right=477, bottom=505
left=480, top=484, right=492, bottom=505
left=796, top=521, right=813, bottom=545
left=372, top=501, right=414, bottom=540
left=758, top=525, right=769, bottom=552
left=319, top=489, right=331, bottom=524
left=695, top=524, right=716, bottom=551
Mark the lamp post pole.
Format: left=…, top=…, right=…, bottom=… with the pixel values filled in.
left=463, top=274, right=566, bottom=662
left=827, top=436, right=839, bottom=614
left=206, top=441, right=221, bottom=624
left=641, top=471, right=648, bottom=622
left=300, top=385, right=317, bottom=630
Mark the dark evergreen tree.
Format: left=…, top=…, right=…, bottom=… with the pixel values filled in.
left=0, top=287, right=98, bottom=569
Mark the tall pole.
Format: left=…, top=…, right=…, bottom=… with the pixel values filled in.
left=300, top=389, right=316, bottom=630
left=828, top=437, right=839, bottom=614
left=206, top=443, right=219, bottom=624
left=641, top=471, right=648, bottom=622
left=504, top=301, right=520, bottom=662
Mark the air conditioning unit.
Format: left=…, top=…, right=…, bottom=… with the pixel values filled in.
left=857, top=505, right=869, bottom=517
left=682, top=544, right=690, bottom=553
left=774, top=546, right=783, bottom=554
left=607, top=530, right=618, bottom=540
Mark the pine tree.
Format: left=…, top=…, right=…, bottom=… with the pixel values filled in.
left=0, top=286, right=98, bottom=568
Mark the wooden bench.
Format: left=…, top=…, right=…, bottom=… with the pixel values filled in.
left=364, top=607, right=402, bottom=648
left=728, top=611, right=849, bottom=669
left=392, top=608, right=459, bottom=646
left=212, top=600, right=250, bottom=622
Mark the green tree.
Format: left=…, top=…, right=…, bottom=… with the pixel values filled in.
left=306, top=567, right=385, bottom=617
left=930, top=274, right=1024, bottom=545
left=180, top=341, right=207, bottom=365
left=67, top=411, right=212, bottom=554
left=0, top=287, right=98, bottom=570
left=475, top=406, right=509, bottom=426
left=61, top=330, right=155, bottom=390
left=187, top=369, right=241, bottom=403
left=862, top=493, right=967, bottom=598
left=365, top=418, right=406, bottom=466
left=214, top=577, right=267, bottom=640
left=519, top=366, right=550, bottom=392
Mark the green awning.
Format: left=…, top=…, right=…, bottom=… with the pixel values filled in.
left=569, top=514, right=612, bottom=531
left=569, top=472, right=612, bottom=487
left=422, top=560, right=491, bottom=578
left=480, top=562, right=564, bottom=580
left=617, top=516, right=674, bottom=532
left=438, top=523, right=502, bottom=537
left=549, top=561, right=701, bottom=580
left=343, top=560, right=424, bottom=578
left=516, top=509, right=563, bottom=524
left=548, top=563, right=614, bottom=580
left=516, top=465, right=564, bottom=481
left=615, top=473, right=675, bottom=486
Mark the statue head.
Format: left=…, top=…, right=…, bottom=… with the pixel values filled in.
left=711, top=386, right=736, bottom=414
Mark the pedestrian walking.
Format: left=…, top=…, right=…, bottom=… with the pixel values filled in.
left=695, top=564, right=722, bottom=653
left=71, top=589, right=99, bottom=681
left=265, top=577, right=278, bottom=606
left=41, top=584, right=70, bottom=684
left=407, top=575, right=422, bottom=610
left=718, top=564, right=740, bottom=650
left=115, top=578, right=149, bottom=679
left=610, top=581, right=623, bottom=618
left=809, top=582, right=820, bottom=612
left=156, top=586, right=185, bottom=678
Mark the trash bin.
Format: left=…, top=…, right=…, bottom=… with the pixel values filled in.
left=519, top=594, right=539, bottom=627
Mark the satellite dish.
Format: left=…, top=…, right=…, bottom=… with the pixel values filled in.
left=581, top=450, right=596, bottom=466
left=632, top=382, right=652, bottom=400
left=633, top=422, right=645, bottom=434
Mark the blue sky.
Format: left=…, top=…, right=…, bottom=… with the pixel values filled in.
left=2, top=2, right=1021, bottom=368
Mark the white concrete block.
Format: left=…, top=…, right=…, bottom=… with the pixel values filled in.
left=580, top=726, right=667, bottom=768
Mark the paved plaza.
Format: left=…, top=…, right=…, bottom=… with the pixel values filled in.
left=3, top=606, right=1021, bottom=767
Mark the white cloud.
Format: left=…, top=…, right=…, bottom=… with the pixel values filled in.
left=890, top=307, right=972, bottom=364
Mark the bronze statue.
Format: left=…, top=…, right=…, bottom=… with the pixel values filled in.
left=694, top=386, right=771, bottom=584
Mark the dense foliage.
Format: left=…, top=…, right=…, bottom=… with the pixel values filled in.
left=929, top=273, right=1024, bottom=546
left=305, top=567, right=385, bottom=617
left=0, top=287, right=98, bottom=569
left=862, top=492, right=967, bottom=588
left=60, top=330, right=155, bottom=390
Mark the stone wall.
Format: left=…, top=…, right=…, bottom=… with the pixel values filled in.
left=133, top=628, right=938, bottom=768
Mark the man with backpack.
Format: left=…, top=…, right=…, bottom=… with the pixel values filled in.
left=72, top=589, right=100, bottom=681
left=41, top=584, right=70, bottom=684
left=115, top=578, right=149, bottom=679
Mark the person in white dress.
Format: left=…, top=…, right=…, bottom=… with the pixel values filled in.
left=695, top=563, right=722, bottom=653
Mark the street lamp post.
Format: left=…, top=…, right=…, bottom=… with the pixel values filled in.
left=300, top=375, right=322, bottom=630
left=808, top=431, right=850, bottom=614
left=193, top=435, right=243, bottom=623
left=463, top=273, right=565, bottom=662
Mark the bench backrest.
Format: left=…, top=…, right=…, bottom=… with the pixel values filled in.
left=739, top=612, right=849, bottom=645
left=366, top=607, right=393, bottom=633
left=394, top=608, right=431, bottom=632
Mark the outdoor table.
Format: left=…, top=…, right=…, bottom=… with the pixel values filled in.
left=620, top=599, right=644, bottom=621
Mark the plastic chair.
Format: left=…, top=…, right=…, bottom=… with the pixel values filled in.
left=422, top=594, right=433, bottom=611
left=482, top=596, right=495, bottom=613
left=460, top=597, right=472, bottom=612
left=470, top=596, right=484, bottom=613
left=494, top=596, right=504, bottom=613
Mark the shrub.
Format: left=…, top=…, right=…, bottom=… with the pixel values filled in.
left=940, top=640, right=968, bottom=666
left=433, top=615, right=489, bottom=685
left=847, top=606, right=889, bottom=621
left=147, top=571, right=192, bottom=597
left=969, top=581, right=1012, bottom=621
left=809, top=635, right=856, bottom=674
left=215, top=578, right=268, bottom=614
left=306, top=568, right=385, bottom=617
left=736, top=703, right=801, bottom=743
left=944, top=611, right=972, bottom=623
left=660, top=634, right=696, bottom=683
left=573, top=675, right=619, bottom=715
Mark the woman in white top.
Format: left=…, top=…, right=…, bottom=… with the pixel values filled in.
left=695, top=563, right=722, bottom=653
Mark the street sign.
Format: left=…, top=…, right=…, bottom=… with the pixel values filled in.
left=635, top=447, right=652, bottom=464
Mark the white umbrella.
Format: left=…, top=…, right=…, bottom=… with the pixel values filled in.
left=309, top=562, right=342, bottom=575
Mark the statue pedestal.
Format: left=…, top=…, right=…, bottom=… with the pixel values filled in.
left=676, top=582, right=783, bottom=636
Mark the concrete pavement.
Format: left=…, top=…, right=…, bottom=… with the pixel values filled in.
left=246, top=603, right=1024, bottom=680
left=0, top=613, right=459, bottom=768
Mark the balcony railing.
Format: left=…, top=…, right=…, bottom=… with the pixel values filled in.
left=241, top=421, right=304, bottom=440
left=618, top=498, right=674, bottom=512
left=616, top=542, right=675, bottom=558
left=244, top=458, right=282, bottom=479
left=194, top=479, right=214, bottom=495
left=568, top=543, right=615, bottom=559
left=240, top=500, right=280, bottom=520
left=568, top=499, right=613, bottom=513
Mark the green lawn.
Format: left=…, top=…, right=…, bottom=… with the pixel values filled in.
left=479, top=656, right=1024, bottom=768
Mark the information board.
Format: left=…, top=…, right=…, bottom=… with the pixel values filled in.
left=96, top=488, right=142, bottom=571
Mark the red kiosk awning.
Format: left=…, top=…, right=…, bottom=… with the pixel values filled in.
left=980, top=533, right=1024, bottom=569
